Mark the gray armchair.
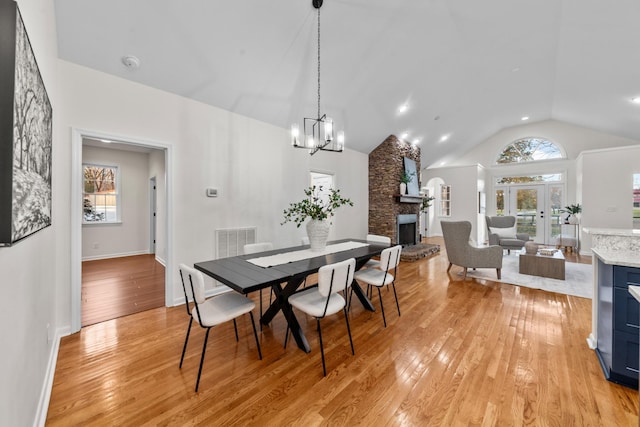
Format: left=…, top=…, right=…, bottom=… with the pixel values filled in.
left=485, top=216, right=530, bottom=254
left=441, top=221, right=502, bottom=280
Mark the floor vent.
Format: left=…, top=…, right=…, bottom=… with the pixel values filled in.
left=215, top=227, right=257, bottom=259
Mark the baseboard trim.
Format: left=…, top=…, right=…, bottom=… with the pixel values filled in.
left=82, top=250, right=150, bottom=262
left=155, top=255, right=166, bottom=266
left=33, top=326, right=70, bottom=427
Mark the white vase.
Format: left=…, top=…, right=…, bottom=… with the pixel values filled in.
left=400, top=183, right=407, bottom=195
left=306, top=219, right=330, bottom=251
left=568, top=214, right=579, bottom=224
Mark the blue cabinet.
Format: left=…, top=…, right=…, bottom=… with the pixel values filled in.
left=598, top=265, right=640, bottom=388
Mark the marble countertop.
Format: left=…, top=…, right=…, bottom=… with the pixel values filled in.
left=629, top=285, right=640, bottom=303
left=592, top=248, right=640, bottom=268
left=584, top=227, right=640, bottom=237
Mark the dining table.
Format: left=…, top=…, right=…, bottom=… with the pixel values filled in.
left=194, top=238, right=389, bottom=353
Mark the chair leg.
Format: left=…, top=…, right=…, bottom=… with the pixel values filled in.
left=317, top=319, right=326, bottom=376
left=179, top=317, right=193, bottom=368
left=463, top=267, right=468, bottom=280
left=233, top=319, right=239, bottom=342
left=391, top=282, right=401, bottom=317
left=249, top=311, right=262, bottom=360
left=377, top=287, right=387, bottom=327
left=259, top=289, right=263, bottom=331
left=496, top=268, right=501, bottom=280
left=195, top=327, right=211, bottom=392
left=343, top=307, right=355, bottom=356
left=284, top=325, right=289, bottom=348
left=447, top=262, right=453, bottom=272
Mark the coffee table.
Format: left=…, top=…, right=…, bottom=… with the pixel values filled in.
left=519, top=249, right=565, bottom=280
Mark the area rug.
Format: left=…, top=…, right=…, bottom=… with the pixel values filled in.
left=463, top=252, right=592, bottom=298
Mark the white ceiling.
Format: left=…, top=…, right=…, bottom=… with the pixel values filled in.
left=54, top=0, right=640, bottom=168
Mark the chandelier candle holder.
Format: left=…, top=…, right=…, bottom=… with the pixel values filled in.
left=291, top=0, right=344, bottom=155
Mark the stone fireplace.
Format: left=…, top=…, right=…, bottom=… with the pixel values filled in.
left=368, top=135, right=421, bottom=245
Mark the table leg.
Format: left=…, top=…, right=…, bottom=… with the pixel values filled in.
left=260, top=276, right=311, bottom=353
left=351, top=282, right=375, bottom=311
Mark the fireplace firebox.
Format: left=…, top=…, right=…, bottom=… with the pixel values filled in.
left=397, top=214, right=418, bottom=246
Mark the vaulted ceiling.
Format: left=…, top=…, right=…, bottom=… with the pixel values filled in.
left=54, top=0, right=640, bottom=167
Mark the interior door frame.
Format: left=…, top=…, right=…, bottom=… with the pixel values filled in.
left=71, top=128, right=173, bottom=333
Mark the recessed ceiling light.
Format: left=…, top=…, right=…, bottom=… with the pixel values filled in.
left=521, top=116, right=530, bottom=121
left=439, top=134, right=450, bottom=143
left=401, top=132, right=409, bottom=139
left=631, top=97, right=640, bottom=104
left=440, top=161, right=446, bottom=166
left=412, top=138, right=421, bottom=145
left=398, top=103, right=409, bottom=114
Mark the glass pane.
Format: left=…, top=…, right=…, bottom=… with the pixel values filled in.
left=496, top=189, right=505, bottom=215
left=515, top=189, right=537, bottom=236
left=549, top=185, right=563, bottom=239
left=496, top=138, right=563, bottom=164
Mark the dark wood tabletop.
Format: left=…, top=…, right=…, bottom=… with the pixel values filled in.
left=194, top=238, right=388, bottom=352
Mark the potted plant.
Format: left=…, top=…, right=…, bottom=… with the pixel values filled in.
left=282, top=185, right=353, bottom=251
left=560, top=203, right=582, bottom=224
left=421, top=195, right=435, bottom=212
left=399, top=170, right=415, bottom=195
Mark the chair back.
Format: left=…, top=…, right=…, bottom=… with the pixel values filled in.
left=178, top=263, right=194, bottom=316
left=440, top=221, right=472, bottom=265
left=485, top=215, right=516, bottom=229
left=317, top=258, right=356, bottom=297
left=179, top=263, right=206, bottom=305
left=366, top=234, right=391, bottom=245
left=380, top=245, right=402, bottom=271
left=243, top=242, right=274, bottom=255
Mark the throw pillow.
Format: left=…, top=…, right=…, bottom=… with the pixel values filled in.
left=489, top=225, right=517, bottom=239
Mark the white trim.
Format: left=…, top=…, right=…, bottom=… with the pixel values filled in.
left=81, top=250, right=150, bottom=262
left=33, top=327, right=70, bottom=427
left=71, top=128, right=174, bottom=333
left=155, top=255, right=166, bottom=266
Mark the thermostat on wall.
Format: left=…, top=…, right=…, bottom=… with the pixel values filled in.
left=206, top=188, right=218, bottom=197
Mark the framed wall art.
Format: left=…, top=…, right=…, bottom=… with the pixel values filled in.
left=0, top=0, right=53, bottom=246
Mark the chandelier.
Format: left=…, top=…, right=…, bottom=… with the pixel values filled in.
left=291, top=0, right=344, bottom=155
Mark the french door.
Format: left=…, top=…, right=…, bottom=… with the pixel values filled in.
left=496, top=184, right=564, bottom=244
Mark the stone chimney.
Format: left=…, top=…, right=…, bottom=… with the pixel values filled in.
left=368, top=135, right=421, bottom=245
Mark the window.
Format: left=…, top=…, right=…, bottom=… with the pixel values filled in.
left=440, top=184, right=451, bottom=217
left=495, top=173, right=562, bottom=185
left=83, top=164, right=119, bottom=223
left=496, top=137, right=564, bottom=164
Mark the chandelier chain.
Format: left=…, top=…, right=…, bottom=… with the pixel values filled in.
left=317, top=4, right=321, bottom=120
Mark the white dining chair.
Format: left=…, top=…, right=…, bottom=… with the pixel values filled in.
left=244, top=242, right=275, bottom=326
left=363, top=234, right=392, bottom=269
left=354, top=245, right=402, bottom=327
left=178, top=264, right=262, bottom=392
left=286, top=258, right=356, bottom=376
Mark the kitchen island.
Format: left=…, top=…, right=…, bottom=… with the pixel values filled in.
left=585, top=228, right=640, bottom=389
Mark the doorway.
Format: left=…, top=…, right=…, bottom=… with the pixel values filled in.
left=71, top=129, right=173, bottom=333
left=496, top=182, right=564, bottom=245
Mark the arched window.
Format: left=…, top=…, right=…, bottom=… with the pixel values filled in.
left=496, top=137, right=564, bottom=164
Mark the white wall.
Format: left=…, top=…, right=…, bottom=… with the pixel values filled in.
left=422, top=165, right=481, bottom=240
left=82, top=145, right=151, bottom=259
left=56, top=59, right=369, bottom=317
left=578, top=145, right=640, bottom=252
left=0, top=0, right=59, bottom=425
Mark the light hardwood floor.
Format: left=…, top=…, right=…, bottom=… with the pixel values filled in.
left=82, top=254, right=165, bottom=326
left=48, top=239, right=638, bottom=425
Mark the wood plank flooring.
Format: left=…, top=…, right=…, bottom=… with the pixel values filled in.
left=82, top=254, right=165, bottom=326
left=49, top=239, right=638, bottom=426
